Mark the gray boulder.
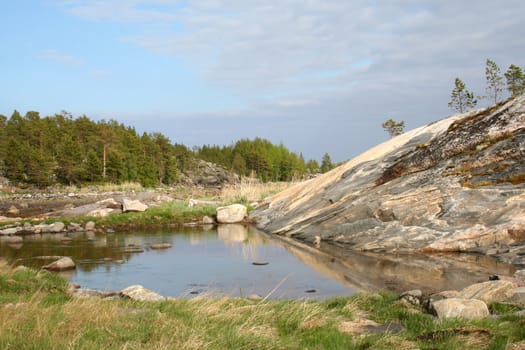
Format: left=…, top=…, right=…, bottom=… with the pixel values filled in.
left=431, top=298, right=489, bottom=320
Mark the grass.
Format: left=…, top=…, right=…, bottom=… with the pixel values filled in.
left=0, top=262, right=524, bottom=349
left=219, top=179, right=293, bottom=205
left=0, top=200, right=218, bottom=230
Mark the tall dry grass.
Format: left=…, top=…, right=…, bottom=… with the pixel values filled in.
left=219, top=178, right=295, bottom=204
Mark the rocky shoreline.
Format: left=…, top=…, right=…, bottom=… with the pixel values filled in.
left=12, top=258, right=524, bottom=323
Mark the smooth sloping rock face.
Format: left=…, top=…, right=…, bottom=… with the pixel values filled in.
left=458, top=280, right=515, bottom=304
left=431, top=298, right=489, bottom=319
left=216, top=204, right=247, bottom=224
left=42, top=257, right=76, bottom=271
left=120, top=285, right=165, bottom=302
left=252, top=95, right=525, bottom=258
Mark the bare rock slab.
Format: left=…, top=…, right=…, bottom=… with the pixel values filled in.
left=458, top=280, right=515, bottom=304
left=431, top=298, right=489, bottom=320
left=42, top=257, right=76, bottom=271
left=120, top=285, right=165, bottom=302
left=216, top=204, right=247, bottom=224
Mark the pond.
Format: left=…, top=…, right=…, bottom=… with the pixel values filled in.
left=0, top=225, right=354, bottom=299
left=0, top=224, right=517, bottom=299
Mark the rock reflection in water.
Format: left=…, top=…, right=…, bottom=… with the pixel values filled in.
left=273, top=235, right=516, bottom=294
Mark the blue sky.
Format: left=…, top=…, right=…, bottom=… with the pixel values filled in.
left=2, top=1, right=524, bottom=162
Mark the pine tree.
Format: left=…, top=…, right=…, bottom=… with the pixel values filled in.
left=504, top=64, right=525, bottom=96
left=448, top=77, right=477, bottom=113
left=485, top=59, right=504, bottom=104
left=320, top=153, right=333, bottom=173
left=381, top=119, right=405, bottom=138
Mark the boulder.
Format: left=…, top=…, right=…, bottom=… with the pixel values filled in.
left=120, top=285, right=165, bottom=302
left=42, top=257, right=76, bottom=271
left=122, top=198, right=148, bottom=213
left=216, top=204, right=247, bottom=224
left=457, top=280, right=515, bottom=304
left=431, top=298, right=489, bottom=320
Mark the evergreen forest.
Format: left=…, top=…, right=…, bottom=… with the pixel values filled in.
left=0, top=111, right=331, bottom=188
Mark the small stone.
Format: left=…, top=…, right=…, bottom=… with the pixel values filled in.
left=42, top=257, right=76, bottom=271
left=122, top=248, right=144, bottom=253
left=150, top=243, right=172, bottom=250
left=120, top=285, right=165, bottom=302
left=202, top=215, right=215, bottom=224
left=400, top=289, right=422, bottom=306
left=85, top=221, right=96, bottom=231
left=7, top=206, right=20, bottom=216
left=246, top=294, right=263, bottom=301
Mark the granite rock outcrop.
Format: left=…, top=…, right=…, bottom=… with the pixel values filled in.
left=252, top=95, right=525, bottom=265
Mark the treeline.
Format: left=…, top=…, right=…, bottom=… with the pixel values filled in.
left=195, top=139, right=334, bottom=182
left=0, top=111, right=334, bottom=187
left=0, top=111, right=192, bottom=187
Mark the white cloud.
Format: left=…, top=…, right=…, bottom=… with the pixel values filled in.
left=61, top=0, right=525, bottom=160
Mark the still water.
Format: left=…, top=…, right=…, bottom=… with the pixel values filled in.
left=0, top=224, right=516, bottom=299
left=0, top=225, right=354, bottom=299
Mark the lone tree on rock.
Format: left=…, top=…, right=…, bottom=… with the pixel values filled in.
left=484, top=59, right=504, bottom=104
left=505, top=64, right=525, bottom=96
left=448, top=77, right=477, bottom=113
left=320, top=153, right=333, bottom=173
left=382, top=119, right=405, bottom=138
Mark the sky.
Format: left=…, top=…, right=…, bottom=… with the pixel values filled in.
left=1, top=1, right=524, bottom=162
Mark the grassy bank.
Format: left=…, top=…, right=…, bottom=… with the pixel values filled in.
left=0, top=261, right=524, bottom=349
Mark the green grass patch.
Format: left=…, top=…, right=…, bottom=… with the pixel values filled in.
left=1, top=263, right=525, bottom=349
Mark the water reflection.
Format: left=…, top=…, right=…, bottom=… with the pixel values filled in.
left=0, top=225, right=516, bottom=298
left=276, top=236, right=516, bottom=294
